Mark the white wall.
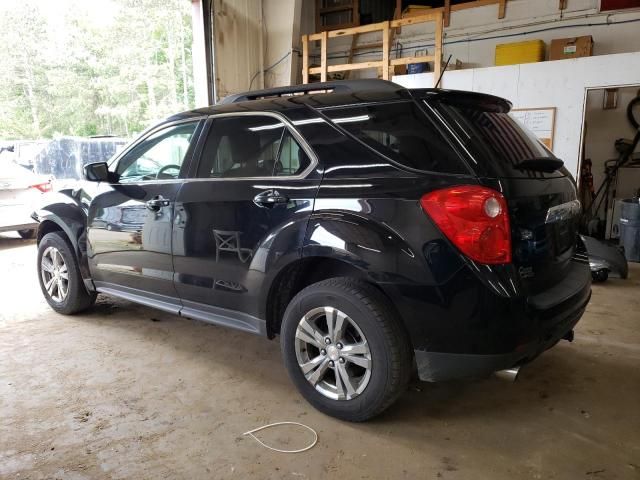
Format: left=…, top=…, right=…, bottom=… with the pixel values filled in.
left=212, top=0, right=264, bottom=99
left=211, top=0, right=302, bottom=99
left=262, top=0, right=302, bottom=88
left=393, top=52, right=640, bottom=179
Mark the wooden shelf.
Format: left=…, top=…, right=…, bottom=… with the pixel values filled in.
left=302, top=11, right=444, bottom=86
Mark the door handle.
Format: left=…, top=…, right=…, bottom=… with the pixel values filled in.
left=253, top=189, right=288, bottom=208
left=146, top=195, right=171, bottom=211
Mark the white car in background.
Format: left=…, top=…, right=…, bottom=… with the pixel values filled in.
left=0, top=157, right=52, bottom=239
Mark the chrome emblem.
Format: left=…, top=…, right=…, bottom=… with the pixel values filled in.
left=545, top=200, right=581, bottom=224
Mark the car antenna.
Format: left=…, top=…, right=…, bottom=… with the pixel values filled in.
left=435, top=54, right=452, bottom=89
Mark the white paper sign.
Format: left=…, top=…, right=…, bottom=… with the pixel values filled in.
left=510, top=107, right=556, bottom=149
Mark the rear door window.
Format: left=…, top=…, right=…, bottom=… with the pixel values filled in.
left=197, top=115, right=310, bottom=178
left=321, top=101, right=468, bottom=174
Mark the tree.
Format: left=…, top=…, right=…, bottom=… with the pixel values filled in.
left=0, top=0, right=195, bottom=140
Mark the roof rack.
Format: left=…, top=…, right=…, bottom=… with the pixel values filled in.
left=219, top=79, right=402, bottom=105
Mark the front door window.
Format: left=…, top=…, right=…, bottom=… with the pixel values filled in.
left=116, top=122, right=198, bottom=182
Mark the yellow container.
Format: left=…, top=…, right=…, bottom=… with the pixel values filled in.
left=495, top=40, right=545, bottom=66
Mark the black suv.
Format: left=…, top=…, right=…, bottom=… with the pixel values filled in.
left=33, top=80, right=591, bottom=421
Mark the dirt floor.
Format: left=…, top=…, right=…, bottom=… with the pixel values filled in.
left=1, top=232, right=639, bottom=480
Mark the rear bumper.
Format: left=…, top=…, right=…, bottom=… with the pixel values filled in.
left=414, top=287, right=590, bottom=382
left=0, top=203, right=37, bottom=232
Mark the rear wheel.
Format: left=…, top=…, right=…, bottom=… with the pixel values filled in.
left=18, top=229, right=36, bottom=239
left=37, top=232, right=96, bottom=314
left=281, top=278, right=412, bottom=422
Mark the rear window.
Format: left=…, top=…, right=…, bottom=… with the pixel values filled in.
left=321, top=101, right=468, bottom=174
left=436, top=102, right=564, bottom=178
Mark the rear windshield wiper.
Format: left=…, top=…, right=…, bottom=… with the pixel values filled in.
left=516, top=157, right=564, bottom=173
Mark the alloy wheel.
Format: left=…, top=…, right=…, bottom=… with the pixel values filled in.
left=294, top=306, right=372, bottom=400
left=41, top=246, right=69, bottom=303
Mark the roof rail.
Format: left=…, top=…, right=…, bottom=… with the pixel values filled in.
left=219, top=79, right=402, bottom=105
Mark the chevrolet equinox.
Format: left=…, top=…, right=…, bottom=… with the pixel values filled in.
left=33, top=80, right=591, bottom=421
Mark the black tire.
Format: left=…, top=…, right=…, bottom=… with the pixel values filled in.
left=37, top=232, right=96, bottom=314
left=280, top=277, right=413, bottom=422
left=18, top=229, right=36, bottom=239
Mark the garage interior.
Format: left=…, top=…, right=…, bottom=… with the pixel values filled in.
left=2, top=0, right=640, bottom=478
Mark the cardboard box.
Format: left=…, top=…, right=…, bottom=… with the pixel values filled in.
left=549, top=36, right=593, bottom=60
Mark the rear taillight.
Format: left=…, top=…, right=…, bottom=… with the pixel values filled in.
left=30, top=182, right=52, bottom=193
left=420, top=185, right=511, bottom=264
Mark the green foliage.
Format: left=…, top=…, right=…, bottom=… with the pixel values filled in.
left=0, top=0, right=195, bottom=140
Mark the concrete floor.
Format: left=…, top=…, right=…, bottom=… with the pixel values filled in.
left=1, top=233, right=639, bottom=480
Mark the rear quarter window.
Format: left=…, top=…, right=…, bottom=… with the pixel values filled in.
left=321, top=101, right=468, bottom=175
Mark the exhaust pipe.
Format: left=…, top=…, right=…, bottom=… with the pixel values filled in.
left=495, top=366, right=520, bottom=382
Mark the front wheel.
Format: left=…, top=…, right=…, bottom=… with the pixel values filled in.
left=280, top=278, right=412, bottom=422
left=37, top=232, right=96, bottom=314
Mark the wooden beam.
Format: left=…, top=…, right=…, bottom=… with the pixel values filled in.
left=498, top=0, right=506, bottom=19
left=302, top=35, right=309, bottom=84
left=382, top=21, right=390, bottom=80
left=390, top=55, right=435, bottom=66
left=444, top=0, right=451, bottom=27
left=352, top=41, right=383, bottom=51
left=320, top=30, right=328, bottom=82
left=309, top=61, right=384, bottom=74
left=390, top=12, right=441, bottom=28
left=329, top=22, right=384, bottom=38
left=453, top=0, right=502, bottom=11
left=343, top=33, right=359, bottom=80
left=353, top=0, right=360, bottom=27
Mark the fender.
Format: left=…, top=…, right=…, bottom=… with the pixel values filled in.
left=32, top=188, right=94, bottom=289
left=302, top=210, right=444, bottom=287
left=254, top=213, right=314, bottom=319
left=299, top=208, right=486, bottom=350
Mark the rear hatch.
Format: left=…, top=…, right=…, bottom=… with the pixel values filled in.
left=424, top=93, right=582, bottom=296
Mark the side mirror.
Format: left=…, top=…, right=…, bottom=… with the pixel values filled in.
left=84, top=162, right=110, bottom=182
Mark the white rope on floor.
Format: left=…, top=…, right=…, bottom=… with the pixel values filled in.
left=242, top=421, right=318, bottom=453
